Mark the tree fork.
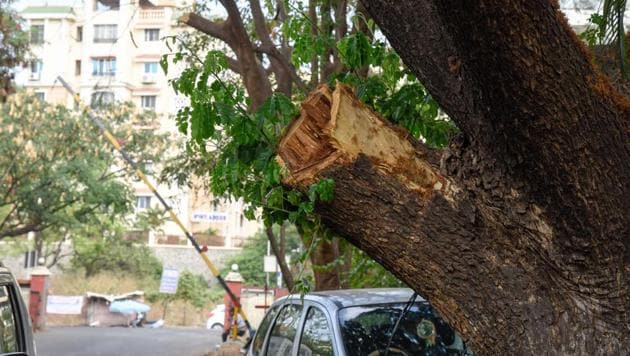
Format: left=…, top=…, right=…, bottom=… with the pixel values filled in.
left=278, top=84, right=628, bottom=354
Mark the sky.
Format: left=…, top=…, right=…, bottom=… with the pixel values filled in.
left=14, top=0, right=82, bottom=11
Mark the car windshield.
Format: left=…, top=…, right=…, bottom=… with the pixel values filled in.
left=338, top=302, right=470, bottom=356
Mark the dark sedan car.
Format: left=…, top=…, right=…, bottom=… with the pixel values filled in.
left=247, top=288, right=472, bottom=356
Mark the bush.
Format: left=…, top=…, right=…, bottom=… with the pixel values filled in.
left=71, top=235, right=163, bottom=280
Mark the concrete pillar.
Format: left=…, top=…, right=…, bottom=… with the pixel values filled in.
left=29, top=258, right=50, bottom=331
left=223, top=264, right=243, bottom=335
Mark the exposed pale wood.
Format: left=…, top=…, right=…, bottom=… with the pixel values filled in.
left=279, top=83, right=446, bottom=198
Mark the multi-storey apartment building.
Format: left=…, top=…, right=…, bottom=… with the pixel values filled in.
left=15, top=0, right=260, bottom=256
left=19, top=0, right=180, bottom=116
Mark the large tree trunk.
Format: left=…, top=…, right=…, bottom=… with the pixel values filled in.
left=279, top=79, right=628, bottom=354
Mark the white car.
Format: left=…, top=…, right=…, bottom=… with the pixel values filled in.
left=206, top=304, right=226, bottom=330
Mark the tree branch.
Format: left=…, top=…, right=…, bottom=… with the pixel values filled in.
left=179, top=13, right=231, bottom=44
left=0, top=223, right=45, bottom=239
left=45, top=236, right=70, bottom=269
left=217, top=0, right=273, bottom=109
left=266, top=225, right=295, bottom=290
left=255, top=44, right=308, bottom=91
left=225, top=56, right=242, bottom=74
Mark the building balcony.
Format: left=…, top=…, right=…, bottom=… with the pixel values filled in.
left=139, top=9, right=165, bottom=21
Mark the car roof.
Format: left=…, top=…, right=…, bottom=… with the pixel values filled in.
left=276, top=288, right=427, bottom=310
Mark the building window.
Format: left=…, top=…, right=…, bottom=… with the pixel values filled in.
left=23, top=250, right=38, bottom=268
left=30, top=24, right=44, bottom=44
left=93, top=24, right=117, bottom=43
left=94, top=0, right=120, bottom=11
left=144, top=62, right=158, bottom=74
left=145, top=28, right=160, bottom=41
left=77, top=26, right=83, bottom=41
left=90, top=91, right=114, bottom=108
left=75, top=60, right=81, bottom=75
left=136, top=196, right=151, bottom=210
left=92, top=57, right=116, bottom=76
left=34, top=92, right=45, bottom=101
left=141, top=95, right=156, bottom=110
left=29, top=60, right=43, bottom=80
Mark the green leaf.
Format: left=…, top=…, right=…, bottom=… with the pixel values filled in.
left=308, top=178, right=335, bottom=203
left=337, top=33, right=372, bottom=69
left=159, top=55, right=169, bottom=74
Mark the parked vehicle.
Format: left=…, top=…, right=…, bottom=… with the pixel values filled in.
left=247, top=288, right=472, bottom=356
left=0, top=263, right=36, bottom=355
left=206, top=304, right=226, bottom=330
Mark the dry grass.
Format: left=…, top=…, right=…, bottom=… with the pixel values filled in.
left=49, top=271, right=154, bottom=295
left=148, top=300, right=208, bottom=327
left=48, top=272, right=215, bottom=327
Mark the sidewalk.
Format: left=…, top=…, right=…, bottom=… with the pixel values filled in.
left=205, top=341, right=244, bottom=356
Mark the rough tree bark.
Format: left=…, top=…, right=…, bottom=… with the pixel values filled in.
left=352, top=2, right=629, bottom=353
left=278, top=18, right=629, bottom=351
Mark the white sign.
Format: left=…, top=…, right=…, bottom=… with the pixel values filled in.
left=263, top=255, right=291, bottom=273
left=159, top=268, right=179, bottom=294
left=46, top=295, right=83, bottom=315
left=191, top=211, right=228, bottom=222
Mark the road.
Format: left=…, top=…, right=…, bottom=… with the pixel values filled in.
left=35, top=326, right=223, bottom=356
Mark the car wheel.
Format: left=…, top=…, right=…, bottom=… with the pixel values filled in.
left=211, top=323, right=223, bottom=330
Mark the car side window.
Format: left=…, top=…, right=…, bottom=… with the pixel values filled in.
left=251, top=305, right=280, bottom=355
left=266, top=304, right=303, bottom=355
left=298, top=307, right=333, bottom=356
left=0, top=285, right=19, bottom=353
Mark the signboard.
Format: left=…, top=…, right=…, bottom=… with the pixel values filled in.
left=46, top=295, right=83, bottom=314
left=191, top=211, right=228, bottom=222
left=263, top=255, right=291, bottom=273
left=159, top=268, right=179, bottom=294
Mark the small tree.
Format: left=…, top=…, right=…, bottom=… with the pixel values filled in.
left=0, top=92, right=169, bottom=266
left=147, top=271, right=212, bottom=322
left=0, top=0, right=29, bottom=99
left=71, top=218, right=163, bottom=280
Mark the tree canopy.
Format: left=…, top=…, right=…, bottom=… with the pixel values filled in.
left=0, top=92, right=169, bottom=266
left=0, top=0, right=29, bottom=99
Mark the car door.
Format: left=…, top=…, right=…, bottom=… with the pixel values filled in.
left=263, top=302, right=304, bottom=355
left=249, top=304, right=281, bottom=356
left=296, top=304, right=337, bottom=356
left=0, top=272, right=33, bottom=356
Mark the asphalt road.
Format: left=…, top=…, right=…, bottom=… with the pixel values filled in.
left=35, top=326, right=223, bottom=356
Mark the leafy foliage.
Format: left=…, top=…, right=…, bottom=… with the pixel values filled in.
left=71, top=222, right=163, bottom=280
left=0, top=92, right=169, bottom=268
left=348, top=249, right=405, bottom=289
left=0, top=0, right=29, bottom=98
left=579, top=1, right=629, bottom=77
left=336, top=33, right=457, bottom=147
left=222, top=227, right=302, bottom=286
left=147, top=271, right=212, bottom=311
